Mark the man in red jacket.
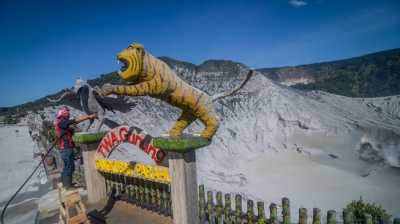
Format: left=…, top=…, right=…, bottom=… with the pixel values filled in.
left=54, top=106, right=97, bottom=188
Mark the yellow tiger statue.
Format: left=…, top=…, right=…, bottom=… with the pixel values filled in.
left=98, top=43, right=252, bottom=139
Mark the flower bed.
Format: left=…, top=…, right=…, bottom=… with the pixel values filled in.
left=95, top=159, right=171, bottom=183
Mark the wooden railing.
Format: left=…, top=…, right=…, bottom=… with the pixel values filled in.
left=100, top=170, right=399, bottom=224
left=198, top=185, right=396, bottom=224
left=101, top=172, right=172, bottom=216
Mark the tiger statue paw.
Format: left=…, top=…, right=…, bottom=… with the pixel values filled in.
left=95, top=84, right=115, bottom=97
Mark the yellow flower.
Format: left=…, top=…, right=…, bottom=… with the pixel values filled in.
left=95, top=159, right=171, bottom=183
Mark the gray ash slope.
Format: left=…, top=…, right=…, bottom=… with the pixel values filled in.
left=8, top=56, right=400, bottom=216
left=101, top=58, right=400, bottom=216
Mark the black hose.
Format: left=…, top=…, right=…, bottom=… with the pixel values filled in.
left=0, top=138, right=59, bottom=224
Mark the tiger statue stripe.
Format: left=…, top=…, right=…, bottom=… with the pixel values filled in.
left=99, top=43, right=252, bottom=139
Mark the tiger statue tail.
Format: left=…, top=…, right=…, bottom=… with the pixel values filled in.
left=211, top=70, right=253, bottom=101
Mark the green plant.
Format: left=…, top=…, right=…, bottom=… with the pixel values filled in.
left=3, top=115, right=18, bottom=124
left=346, top=197, right=390, bottom=223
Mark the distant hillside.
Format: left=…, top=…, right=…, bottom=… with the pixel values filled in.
left=257, top=48, right=400, bottom=97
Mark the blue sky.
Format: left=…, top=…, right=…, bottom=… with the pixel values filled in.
left=0, top=0, right=399, bottom=107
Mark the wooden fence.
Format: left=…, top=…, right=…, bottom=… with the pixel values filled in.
left=101, top=172, right=172, bottom=216
left=100, top=171, right=399, bottom=224
left=198, top=185, right=399, bottom=224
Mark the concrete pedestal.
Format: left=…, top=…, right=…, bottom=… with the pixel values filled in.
left=168, top=151, right=199, bottom=224
left=80, top=142, right=107, bottom=204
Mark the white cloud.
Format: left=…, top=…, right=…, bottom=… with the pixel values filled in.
left=289, top=0, right=308, bottom=7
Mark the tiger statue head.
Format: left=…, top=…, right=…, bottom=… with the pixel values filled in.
left=117, top=43, right=145, bottom=83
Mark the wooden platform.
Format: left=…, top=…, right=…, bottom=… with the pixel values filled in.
left=87, top=200, right=172, bottom=224
left=37, top=195, right=172, bottom=224
left=58, top=184, right=90, bottom=224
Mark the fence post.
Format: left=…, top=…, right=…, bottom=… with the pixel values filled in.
left=126, top=176, right=132, bottom=201
left=75, top=132, right=107, bottom=204
left=282, top=197, right=290, bottom=224
left=139, top=179, right=145, bottom=206
left=224, top=194, right=232, bottom=224
left=216, top=192, right=223, bottom=223
left=247, top=200, right=255, bottom=224
left=327, top=210, right=336, bottom=224
left=161, top=184, right=168, bottom=215
left=199, top=185, right=206, bottom=221
left=150, top=182, right=157, bottom=211
left=256, top=202, right=266, bottom=224
left=207, top=191, right=214, bottom=223
left=133, top=178, right=139, bottom=203
left=299, top=208, right=307, bottom=224
left=269, top=203, right=278, bottom=224
left=156, top=182, right=162, bottom=212
left=235, top=194, right=243, bottom=223
left=364, top=214, right=373, bottom=224
left=343, top=208, right=353, bottom=224
left=313, top=208, right=321, bottom=224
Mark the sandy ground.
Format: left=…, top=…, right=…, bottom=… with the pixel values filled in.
left=37, top=191, right=172, bottom=224
left=0, top=125, right=52, bottom=224
left=1, top=122, right=399, bottom=223
left=87, top=200, right=172, bottom=224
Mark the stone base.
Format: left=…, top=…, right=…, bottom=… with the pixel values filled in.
left=73, top=131, right=107, bottom=144
left=153, top=135, right=211, bottom=153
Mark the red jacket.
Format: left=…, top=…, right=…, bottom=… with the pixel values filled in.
left=54, top=117, right=75, bottom=150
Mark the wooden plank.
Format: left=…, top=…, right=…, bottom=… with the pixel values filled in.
left=68, top=213, right=88, bottom=224
left=64, top=192, right=81, bottom=208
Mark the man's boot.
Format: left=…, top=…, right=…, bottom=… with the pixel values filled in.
left=63, top=176, right=73, bottom=189
left=61, top=175, right=66, bottom=188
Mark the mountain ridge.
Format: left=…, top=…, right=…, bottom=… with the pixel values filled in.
left=257, top=48, right=400, bottom=97
left=1, top=48, right=399, bottom=119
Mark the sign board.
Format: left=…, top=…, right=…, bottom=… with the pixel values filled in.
left=95, top=125, right=167, bottom=163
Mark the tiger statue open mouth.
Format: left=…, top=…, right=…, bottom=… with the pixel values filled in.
left=99, top=43, right=252, bottom=140
left=116, top=43, right=145, bottom=83
left=118, top=58, right=129, bottom=73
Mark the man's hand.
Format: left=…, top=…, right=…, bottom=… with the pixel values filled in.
left=74, top=114, right=97, bottom=124
left=95, top=83, right=115, bottom=97
left=88, top=114, right=98, bottom=119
